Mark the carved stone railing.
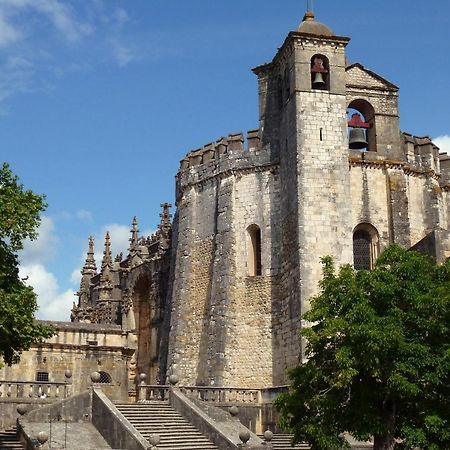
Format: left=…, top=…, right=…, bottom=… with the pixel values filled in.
left=0, top=381, right=71, bottom=400
left=138, top=384, right=170, bottom=402
left=180, top=386, right=262, bottom=404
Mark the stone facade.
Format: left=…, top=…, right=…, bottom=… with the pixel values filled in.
left=0, top=321, right=134, bottom=399
left=4, top=11, right=450, bottom=393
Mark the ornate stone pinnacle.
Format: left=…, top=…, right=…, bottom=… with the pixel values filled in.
left=129, top=216, right=139, bottom=253
left=81, top=235, right=97, bottom=276
left=101, top=231, right=112, bottom=270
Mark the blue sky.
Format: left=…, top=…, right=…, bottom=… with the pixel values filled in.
left=1, top=0, right=449, bottom=320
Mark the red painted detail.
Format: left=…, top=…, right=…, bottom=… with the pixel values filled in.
left=348, top=113, right=371, bottom=128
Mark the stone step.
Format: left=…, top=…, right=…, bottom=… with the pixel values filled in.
left=115, top=402, right=219, bottom=449
left=0, top=429, right=24, bottom=450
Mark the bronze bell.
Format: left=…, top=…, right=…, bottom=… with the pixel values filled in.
left=312, top=72, right=326, bottom=88
left=349, top=127, right=368, bottom=150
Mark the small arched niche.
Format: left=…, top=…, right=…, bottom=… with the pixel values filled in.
left=348, top=99, right=376, bottom=152
left=311, top=54, right=330, bottom=91
left=247, top=224, right=262, bottom=276
left=353, top=223, right=379, bottom=270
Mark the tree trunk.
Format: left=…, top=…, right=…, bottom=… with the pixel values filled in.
left=373, top=434, right=394, bottom=450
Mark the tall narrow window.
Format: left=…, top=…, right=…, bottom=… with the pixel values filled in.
left=247, top=225, right=262, bottom=276
left=353, top=224, right=379, bottom=270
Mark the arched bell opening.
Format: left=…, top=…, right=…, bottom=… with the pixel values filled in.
left=353, top=223, right=379, bottom=270
left=247, top=224, right=262, bottom=276
left=347, top=99, right=376, bottom=152
left=311, top=54, right=330, bottom=91
left=132, top=276, right=161, bottom=386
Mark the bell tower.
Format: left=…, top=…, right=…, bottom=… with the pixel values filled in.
left=254, top=11, right=354, bottom=381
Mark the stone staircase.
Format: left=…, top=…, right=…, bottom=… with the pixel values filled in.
left=115, top=400, right=219, bottom=449
left=0, top=428, right=23, bottom=450
left=259, top=433, right=309, bottom=449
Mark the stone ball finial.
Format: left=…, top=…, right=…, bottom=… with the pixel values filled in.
left=263, top=430, right=273, bottom=442
left=90, top=371, right=101, bottom=383
left=65, top=369, right=72, bottom=379
left=139, top=373, right=147, bottom=383
left=148, top=433, right=160, bottom=446
left=37, top=431, right=49, bottom=444
left=229, top=406, right=239, bottom=417
left=17, top=404, right=28, bottom=416
left=168, top=374, right=178, bottom=386
left=239, top=430, right=251, bottom=444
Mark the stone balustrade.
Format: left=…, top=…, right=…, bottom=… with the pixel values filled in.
left=181, top=386, right=261, bottom=404
left=0, top=380, right=71, bottom=399
left=137, top=381, right=289, bottom=405
left=137, top=384, right=170, bottom=402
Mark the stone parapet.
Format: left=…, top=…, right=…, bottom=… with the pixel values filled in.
left=176, top=130, right=277, bottom=198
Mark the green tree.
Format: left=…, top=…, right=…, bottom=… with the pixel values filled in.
left=0, top=163, right=55, bottom=366
left=276, top=245, right=450, bottom=450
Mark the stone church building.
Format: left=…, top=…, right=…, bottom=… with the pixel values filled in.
left=4, top=11, right=449, bottom=398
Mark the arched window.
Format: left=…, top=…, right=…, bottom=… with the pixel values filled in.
left=348, top=99, right=376, bottom=152
left=353, top=224, right=379, bottom=270
left=311, top=54, right=329, bottom=91
left=247, top=225, right=262, bottom=276
left=98, top=371, right=112, bottom=384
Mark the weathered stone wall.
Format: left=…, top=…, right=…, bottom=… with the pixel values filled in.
left=169, top=142, right=280, bottom=387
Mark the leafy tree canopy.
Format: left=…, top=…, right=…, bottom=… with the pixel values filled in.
left=0, top=163, right=55, bottom=366
left=276, top=245, right=450, bottom=450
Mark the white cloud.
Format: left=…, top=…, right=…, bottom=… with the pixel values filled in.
left=112, top=41, right=134, bottom=67
left=0, top=12, right=22, bottom=47
left=114, top=7, right=130, bottom=28
left=434, top=135, right=450, bottom=155
left=19, top=263, right=75, bottom=321
left=0, top=2, right=138, bottom=108
left=20, top=216, right=59, bottom=265
left=0, top=55, right=35, bottom=107
left=0, top=0, right=92, bottom=44
left=76, top=209, right=93, bottom=222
